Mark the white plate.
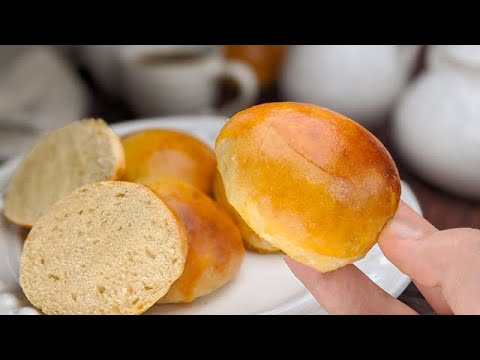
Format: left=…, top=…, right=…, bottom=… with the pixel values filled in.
left=0, top=115, right=422, bottom=315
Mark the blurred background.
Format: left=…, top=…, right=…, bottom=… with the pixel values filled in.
left=1, top=45, right=479, bottom=313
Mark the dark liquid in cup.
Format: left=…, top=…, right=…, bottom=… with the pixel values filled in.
left=136, top=50, right=210, bottom=66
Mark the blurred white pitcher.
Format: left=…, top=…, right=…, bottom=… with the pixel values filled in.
left=120, top=45, right=258, bottom=117
left=279, top=45, right=420, bottom=127
left=394, top=45, right=480, bottom=199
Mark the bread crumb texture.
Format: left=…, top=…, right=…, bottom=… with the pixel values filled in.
left=19, top=181, right=187, bottom=315
left=4, top=119, right=125, bottom=227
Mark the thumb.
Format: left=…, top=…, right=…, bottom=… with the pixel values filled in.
left=379, top=201, right=480, bottom=314
left=379, top=200, right=438, bottom=245
left=378, top=200, right=448, bottom=313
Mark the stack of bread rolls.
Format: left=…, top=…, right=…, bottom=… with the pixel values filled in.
left=5, top=120, right=247, bottom=314
left=3, top=101, right=400, bottom=314
left=121, top=129, right=245, bottom=304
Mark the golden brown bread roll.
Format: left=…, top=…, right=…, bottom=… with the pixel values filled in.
left=215, top=102, right=401, bottom=272
left=121, top=129, right=216, bottom=194
left=139, top=177, right=245, bottom=303
left=213, top=171, right=280, bottom=253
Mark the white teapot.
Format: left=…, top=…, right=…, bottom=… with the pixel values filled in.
left=279, top=45, right=419, bottom=127
left=393, top=45, right=480, bottom=199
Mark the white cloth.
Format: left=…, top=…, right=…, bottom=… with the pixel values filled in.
left=0, top=45, right=89, bottom=159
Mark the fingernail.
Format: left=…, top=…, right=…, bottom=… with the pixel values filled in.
left=383, top=218, right=424, bottom=241
left=380, top=204, right=433, bottom=242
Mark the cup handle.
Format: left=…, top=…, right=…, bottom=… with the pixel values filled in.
left=216, top=60, right=259, bottom=116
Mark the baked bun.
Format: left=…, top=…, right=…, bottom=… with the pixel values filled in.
left=215, top=102, right=400, bottom=272
left=139, top=177, right=245, bottom=303
left=4, top=119, right=125, bottom=227
left=19, top=181, right=188, bottom=315
left=213, top=171, right=279, bottom=253
left=121, top=129, right=216, bottom=194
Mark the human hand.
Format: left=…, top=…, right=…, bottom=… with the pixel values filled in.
left=285, top=200, right=480, bottom=314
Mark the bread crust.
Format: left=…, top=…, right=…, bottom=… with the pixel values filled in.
left=122, top=129, right=216, bottom=194
left=215, top=102, right=400, bottom=272
left=213, top=171, right=280, bottom=253
left=139, top=177, right=245, bottom=303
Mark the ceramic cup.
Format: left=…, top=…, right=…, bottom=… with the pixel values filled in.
left=120, top=45, right=259, bottom=117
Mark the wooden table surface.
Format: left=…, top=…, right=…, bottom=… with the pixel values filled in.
left=4, top=54, right=480, bottom=314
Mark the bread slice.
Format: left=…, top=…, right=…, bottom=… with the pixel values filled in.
left=19, top=181, right=188, bottom=315
left=4, top=119, right=125, bottom=227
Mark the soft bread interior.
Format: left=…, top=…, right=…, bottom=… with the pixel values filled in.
left=4, top=119, right=125, bottom=227
left=19, top=181, right=187, bottom=315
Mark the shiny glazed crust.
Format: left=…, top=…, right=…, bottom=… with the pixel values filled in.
left=121, top=129, right=217, bottom=194
left=215, top=102, right=400, bottom=272
left=139, top=177, right=245, bottom=303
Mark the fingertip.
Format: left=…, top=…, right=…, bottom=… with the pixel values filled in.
left=284, top=256, right=327, bottom=280
left=283, top=255, right=294, bottom=266
left=378, top=201, right=437, bottom=254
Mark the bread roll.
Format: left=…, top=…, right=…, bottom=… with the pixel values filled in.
left=215, top=102, right=401, bottom=272
left=213, top=171, right=279, bottom=253
left=139, top=177, right=245, bottom=303
left=4, top=119, right=125, bottom=227
left=121, top=129, right=216, bottom=194
left=19, top=181, right=188, bottom=315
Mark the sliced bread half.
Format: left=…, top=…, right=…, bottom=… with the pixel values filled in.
left=4, top=119, right=125, bottom=227
left=19, top=181, right=188, bottom=315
